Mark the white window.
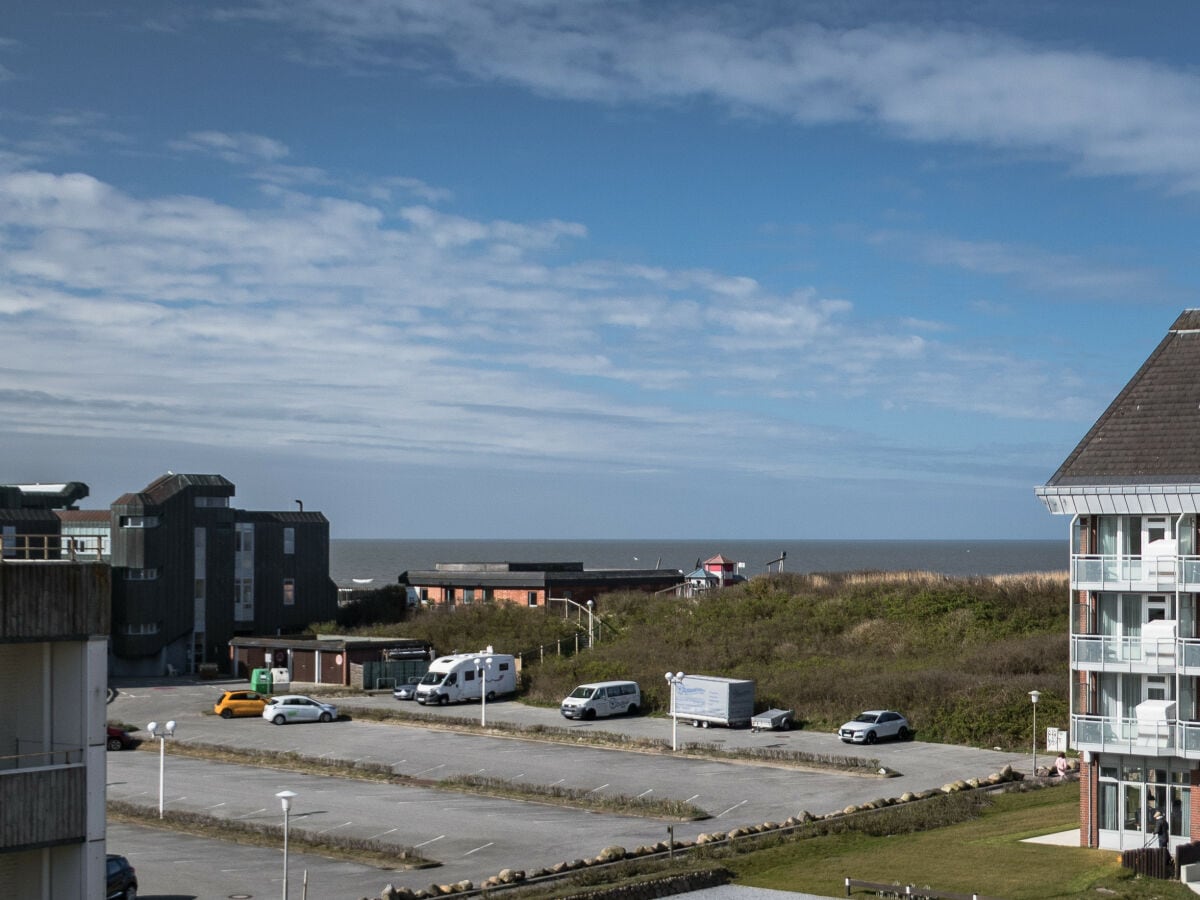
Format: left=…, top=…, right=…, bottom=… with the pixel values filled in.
left=283, top=578, right=295, bottom=606
left=527, top=591, right=538, bottom=607
left=283, top=527, right=295, bottom=555
left=235, top=523, right=254, bottom=553
left=234, top=577, right=254, bottom=621
left=124, top=568, right=158, bottom=581
left=118, top=622, right=161, bottom=635
left=194, top=496, right=229, bottom=508
left=120, top=515, right=160, bottom=528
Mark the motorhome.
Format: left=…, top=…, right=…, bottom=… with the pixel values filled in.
left=415, top=648, right=517, bottom=705
left=560, top=681, right=641, bottom=720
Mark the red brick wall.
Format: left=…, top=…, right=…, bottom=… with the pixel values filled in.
left=1080, top=759, right=1097, bottom=847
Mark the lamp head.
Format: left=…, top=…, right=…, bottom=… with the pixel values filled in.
left=1029, top=690, right=1041, bottom=705
left=147, top=721, right=158, bottom=736
left=276, top=789, right=297, bottom=811
left=165, top=720, right=176, bottom=736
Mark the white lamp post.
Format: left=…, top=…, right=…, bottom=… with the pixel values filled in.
left=475, top=656, right=493, bottom=727
left=587, top=599, right=595, bottom=646
left=276, top=789, right=297, bottom=900
left=1029, top=690, right=1041, bottom=776
left=146, top=719, right=176, bottom=818
left=665, top=671, right=685, bottom=751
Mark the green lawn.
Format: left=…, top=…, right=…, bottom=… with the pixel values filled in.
left=724, top=783, right=1196, bottom=900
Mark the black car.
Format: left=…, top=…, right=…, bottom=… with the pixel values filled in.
left=106, top=853, right=137, bottom=900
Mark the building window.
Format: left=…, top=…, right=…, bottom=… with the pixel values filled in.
left=283, top=578, right=295, bottom=606
left=120, top=515, right=160, bottom=528
left=483, top=588, right=494, bottom=602
left=235, top=523, right=254, bottom=553
left=124, top=568, right=158, bottom=581
left=118, top=622, right=161, bottom=635
left=194, top=496, right=229, bottom=508
left=235, top=577, right=254, bottom=621
left=527, top=591, right=538, bottom=607
left=464, top=588, right=475, bottom=604
left=284, top=527, right=295, bottom=555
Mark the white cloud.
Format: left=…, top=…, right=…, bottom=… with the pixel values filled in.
left=0, top=163, right=1090, bottom=496
left=170, top=130, right=291, bottom=164
left=235, top=1, right=1200, bottom=192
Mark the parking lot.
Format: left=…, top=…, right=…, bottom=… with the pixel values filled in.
left=107, top=679, right=1029, bottom=896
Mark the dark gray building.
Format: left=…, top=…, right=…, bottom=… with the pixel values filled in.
left=109, top=473, right=337, bottom=676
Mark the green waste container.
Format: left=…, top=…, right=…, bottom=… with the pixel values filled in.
left=250, top=668, right=273, bottom=694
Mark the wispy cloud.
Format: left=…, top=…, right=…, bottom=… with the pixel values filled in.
left=0, top=164, right=1081, bottom=489
left=231, top=1, right=1200, bottom=192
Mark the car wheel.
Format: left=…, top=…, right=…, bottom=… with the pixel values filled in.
left=583, top=708, right=597, bottom=720
left=486, top=690, right=496, bottom=701
left=220, top=709, right=233, bottom=719
left=864, top=730, right=877, bottom=744
left=691, top=720, right=701, bottom=728
left=627, top=703, right=639, bottom=716
left=107, top=738, right=123, bottom=751
left=701, top=720, right=710, bottom=728
left=897, top=726, right=910, bottom=741
left=273, top=714, right=286, bottom=725
left=124, top=887, right=137, bottom=900
left=319, top=712, right=332, bottom=723
left=438, top=694, right=449, bottom=706
left=781, top=718, right=792, bottom=731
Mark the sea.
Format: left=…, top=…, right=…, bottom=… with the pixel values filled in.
left=328, top=539, right=1066, bottom=589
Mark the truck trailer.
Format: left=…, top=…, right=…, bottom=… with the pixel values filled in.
left=671, top=674, right=755, bottom=728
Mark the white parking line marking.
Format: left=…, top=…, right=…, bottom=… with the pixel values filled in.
left=716, top=800, right=748, bottom=817
left=319, top=821, right=353, bottom=834
left=367, top=827, right=399, bottom=839
left=414, top=835, right=445, bottom=849
left=415, top=764, right=446, bottom=776
left=685, top=794, right=700, bottom=803
left=236, top=807, right=268, bottom=819
left=588, top=783, right=610, bottom=794
left=637, top=789, right=653, bottom=798
left=464, top=842, right=494, bottom=856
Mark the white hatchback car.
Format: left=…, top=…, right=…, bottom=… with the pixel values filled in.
left=838, top=710, right=911, bottom=744
left=262, top=695, right=338, bottom=725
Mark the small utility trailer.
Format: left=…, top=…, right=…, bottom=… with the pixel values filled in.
left=750, top=708, right=795, bottom=733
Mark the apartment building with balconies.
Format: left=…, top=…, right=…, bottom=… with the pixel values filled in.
left=1037, top=308, right=1200, bottom=853
left=0, top=545, right=109, bottom=897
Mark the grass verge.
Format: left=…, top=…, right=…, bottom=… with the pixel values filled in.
left=106, top=800, right=436, bottom=870
left=717, top=781, right=1196, bottom=900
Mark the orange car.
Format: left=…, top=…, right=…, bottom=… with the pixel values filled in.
left=214, top=689, right=270, bottom=718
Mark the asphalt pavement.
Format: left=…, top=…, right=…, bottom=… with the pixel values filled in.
left=106, top=678, right=1029, bottom=898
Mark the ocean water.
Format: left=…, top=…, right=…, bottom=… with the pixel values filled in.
left=328, top=538, right=1066, bottom=589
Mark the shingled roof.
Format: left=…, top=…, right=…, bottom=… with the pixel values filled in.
left=1045, top=309, right=1200, bottom=487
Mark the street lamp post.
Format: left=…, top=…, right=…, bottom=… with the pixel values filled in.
left=276, top=789, right=297, bottom=900
left=587, top=599, right=595, bottom=646
left=475, top=656, right=493, bottom=727
left=665, top=672, right=685, bottom=751
left=1029, top=690, right=1041, bottom=776
left=146, top=719, right=176, bottom=818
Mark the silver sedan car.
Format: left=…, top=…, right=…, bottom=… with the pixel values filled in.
left=262, top=695, right=338, bottom=725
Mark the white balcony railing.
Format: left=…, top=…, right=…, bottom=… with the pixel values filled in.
left=1072, top=635, right=1177, bottom=672
left=1072, top=714, right=1176, bottom=755
left=1070, top=554, right=1200, bottom=589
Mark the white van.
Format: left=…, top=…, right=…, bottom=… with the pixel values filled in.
left=415, top=648, right=517, bottom=706
left=560, top=680, right=641, bottom=720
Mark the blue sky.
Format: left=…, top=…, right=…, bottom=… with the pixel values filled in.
left=2, top=1, right=1198, bottom=540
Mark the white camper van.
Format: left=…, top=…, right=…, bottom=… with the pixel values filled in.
left=415, top=648, right=517, bottom=706
left=560, top=680, right=641, bottom=720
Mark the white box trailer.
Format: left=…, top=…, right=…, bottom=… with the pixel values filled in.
left=672, top=674, right=755, bottom=728
left=415, top=647, right=517, bottom=706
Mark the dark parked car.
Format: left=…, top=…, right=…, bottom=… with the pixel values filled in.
left=106, top=853, right=137, bottom=899
left=106, top=726, right=136, bottom=751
